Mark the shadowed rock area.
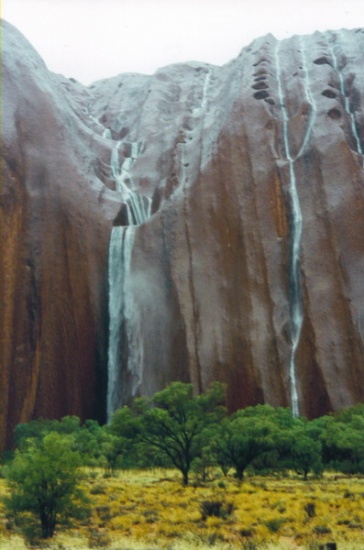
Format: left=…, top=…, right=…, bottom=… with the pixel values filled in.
left=1, top=20, right=364, bottom=448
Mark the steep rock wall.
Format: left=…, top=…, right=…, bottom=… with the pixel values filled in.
left=97, top=30, right=364, bottom=419
left=1, top=21, right=364, bottom=447
left=0, top=21, right=122, bottom=447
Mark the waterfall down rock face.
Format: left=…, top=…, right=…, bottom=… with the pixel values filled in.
left=1, top=20, right=364, bottom=447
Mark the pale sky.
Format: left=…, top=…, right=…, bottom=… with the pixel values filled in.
left=2, top=0, right=363, bottom=85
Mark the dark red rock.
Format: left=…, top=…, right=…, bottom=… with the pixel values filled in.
left=1, top=21, right=364, bottom=448
left=0, top=21, right=121, bottom=448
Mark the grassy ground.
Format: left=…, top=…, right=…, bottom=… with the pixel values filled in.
left=1, top=468, right=364, bottom=549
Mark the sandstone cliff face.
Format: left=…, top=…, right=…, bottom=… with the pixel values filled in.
left=0, top=21, right=121, bottom=447
left=1, top=21, right=364, bottom=447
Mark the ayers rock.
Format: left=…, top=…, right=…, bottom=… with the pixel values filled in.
left=1, top=19, right=364, bottom=448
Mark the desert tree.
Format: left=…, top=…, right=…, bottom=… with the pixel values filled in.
left=110, top=381, right=226, bottom=485
left=3, top=432, right=88, bottom=539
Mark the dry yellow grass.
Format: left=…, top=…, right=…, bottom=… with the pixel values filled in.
left=1, top=468, right=364, bottom=549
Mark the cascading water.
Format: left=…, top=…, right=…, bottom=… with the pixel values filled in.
left=275, top=42, right=303, bottom=417
left=110, top=141, right=151, bottom=223
left=107, top=226, right=135, bottom=418
left=106, top=67, right=211, bottom=418
left=106, top=139, right=151, bottom=419
left=328, top=38, right=364, bottom=168
left=297, top=37, right=317, bottom=158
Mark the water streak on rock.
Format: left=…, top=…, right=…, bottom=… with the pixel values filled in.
left=275, top=41, right=302, bottom=417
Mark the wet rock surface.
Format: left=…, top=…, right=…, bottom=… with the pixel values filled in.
left=1, top=21, right=364, bottom=447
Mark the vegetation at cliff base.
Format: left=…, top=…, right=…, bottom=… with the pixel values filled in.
left=1, top=382, right=364, bottom=548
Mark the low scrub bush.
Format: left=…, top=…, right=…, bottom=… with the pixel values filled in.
left=89, top=484, right=106, bottom=495
left=87, top=530, right=111, bottom=547
left=313, top=524, right=332, bottom=534
left=264, top=516, right=286, bottom=532
left=304, top=502, right=316, bottom=518
left=200, top=499, right=235, bottom=520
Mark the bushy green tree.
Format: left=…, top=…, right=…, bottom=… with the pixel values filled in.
left=3, top=432, right=88, bottom=539
left=14, top=416, right=81, bottom=449
left=14, top=416, right=127, bottom=470
left=110, top=381, right=226, bottom=485
left=213, top=412, right=275, bottom=480
left=288, top=432, right=323, bottom=479
left=319, top=414, right=364, bottom=473
left=99, top=431, right=127, bottom=473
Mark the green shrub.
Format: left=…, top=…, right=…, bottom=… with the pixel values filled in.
left=200, top=499, right=235, bottom=520
left=264, top=517, right=286, bottom=533
left=304, top=502, right=316, bottom=518
left=88, top=530, right=111, bottom=547
left=89, top=484, right=106, bottom=495
left=313, top=525, right=332, bottom=535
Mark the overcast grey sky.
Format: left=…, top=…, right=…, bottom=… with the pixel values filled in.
left=2, top=0, right=363, bottom=85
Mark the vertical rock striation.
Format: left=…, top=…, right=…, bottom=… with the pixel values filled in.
left=1, top=21, right=364, bottom=447
left=97, top=30, right=364, bottom=420
left=0, top=21, right=121, bottom=447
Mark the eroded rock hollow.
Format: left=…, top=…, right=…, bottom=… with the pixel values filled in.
left=1, top=20, right=364, bottom=448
